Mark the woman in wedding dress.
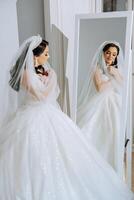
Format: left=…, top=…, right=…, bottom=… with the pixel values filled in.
left=77, top=41, right=124, bottom=171
left=0, top=36, right=133, bottom=200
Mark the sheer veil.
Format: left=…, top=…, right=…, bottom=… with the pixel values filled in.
left=9, top=35, right=59, bottom=102
left=9, top=35, right=42, bottom=92
left=0, top=35, right=60, bottom=144
left=77, top=41, right=125, bottom=117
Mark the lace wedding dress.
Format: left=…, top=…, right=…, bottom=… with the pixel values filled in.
left=0, top=65, right=133, bottom=200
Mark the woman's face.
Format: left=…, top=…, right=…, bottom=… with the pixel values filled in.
left=36, top=45, right=49, bottom=65
left=103, top=47, right=118, bottom=66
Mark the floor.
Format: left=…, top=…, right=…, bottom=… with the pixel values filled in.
left=124, top=152, right=134, bottom=192
left=132, top=152, right=134, bottom=191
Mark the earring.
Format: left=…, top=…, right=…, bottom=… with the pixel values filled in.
left=34, top=58, right=38, bottom=67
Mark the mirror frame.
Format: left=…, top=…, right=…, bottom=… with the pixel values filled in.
left=72, top=11, right=133, bottom=186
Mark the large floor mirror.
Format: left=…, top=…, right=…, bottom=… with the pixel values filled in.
left=73, top=11, right=133, bottom=186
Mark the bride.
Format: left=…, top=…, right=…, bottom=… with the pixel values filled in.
left=0, top=36, right=133, bottom=200
left=77, top=41, right=124, bottom=171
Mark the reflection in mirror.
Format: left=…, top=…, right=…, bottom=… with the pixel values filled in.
left=103, top=0, right=128, bottom=12
left=77, top=41, right=124, bottom=171
left=73, top=12, right=133, bottom=183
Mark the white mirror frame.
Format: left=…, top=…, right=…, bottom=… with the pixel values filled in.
left=73, top=11, right=133, bottom=186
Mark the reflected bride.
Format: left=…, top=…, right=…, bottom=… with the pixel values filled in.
left=77, top=41, right=124, bottom=171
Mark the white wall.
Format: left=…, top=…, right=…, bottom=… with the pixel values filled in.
left=17, top=0, right=45, bottom=44
left=0, top=0, right=19, bottom=123
left=0, top=0, right=19, bottom=70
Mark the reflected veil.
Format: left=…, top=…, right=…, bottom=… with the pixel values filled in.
left=77, top=41, right=125, bottom=171
left=77, top=41, right=124, bottom=114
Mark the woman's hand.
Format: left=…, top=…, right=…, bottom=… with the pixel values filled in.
left=107, top=66, right=118, bottom=76
left=94, top=68, right=112, bottom=92
left=107, top=66, right=123, bottom=84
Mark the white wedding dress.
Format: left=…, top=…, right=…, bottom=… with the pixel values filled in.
left=0, top=66, right=133, bottom=200
left=77, top=68, right=122, bottom=171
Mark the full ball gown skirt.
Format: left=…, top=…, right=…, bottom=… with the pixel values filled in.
left=77, top=88, right=121, bottom=171
left=77, top=71, right=123, bottom=171
left=0, top=100, right=133, bottom=200
left=0, top=66, right=133, bottom=200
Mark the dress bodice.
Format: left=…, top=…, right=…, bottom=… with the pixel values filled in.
left=99, top=69, right=110, bottom=82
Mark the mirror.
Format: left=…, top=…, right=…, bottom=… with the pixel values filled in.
left=103, top=0, right=130, bottom=12
left=73, top=11, right=133, bottom=183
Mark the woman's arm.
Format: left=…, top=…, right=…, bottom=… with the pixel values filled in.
left=93, top=68, right=111, bottom=92
left=21, top=69, right=57, bottom=100
left=20, top=69, right=41, bottom=100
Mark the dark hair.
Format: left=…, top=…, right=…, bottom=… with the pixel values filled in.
left=103, top=43, right=120, bottom=68
left=33, top=39, right=49, bottom=57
